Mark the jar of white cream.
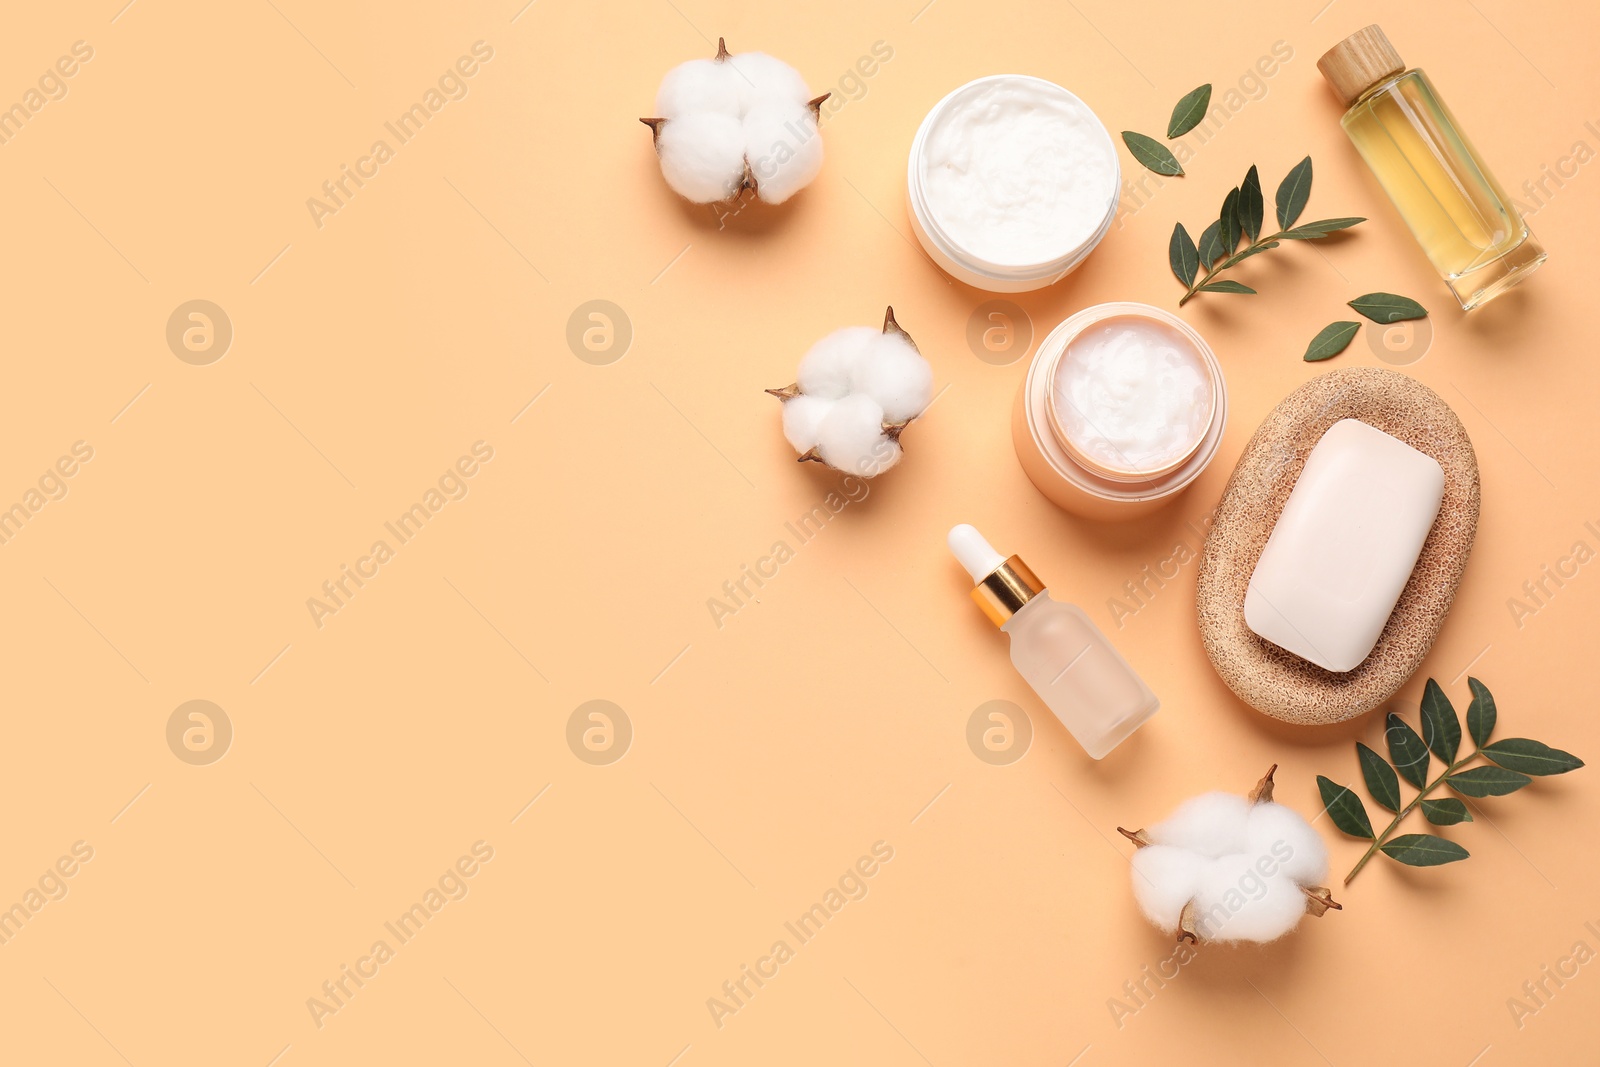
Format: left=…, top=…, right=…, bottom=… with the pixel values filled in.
left=1013, top=303, right=1227, bottom=521
left=908, top=75, right=1120, bottom=292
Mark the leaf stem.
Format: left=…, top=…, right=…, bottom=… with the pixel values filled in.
left=1177, top=229, right=1291, bottom=306
left=1344, top=749, right=1483, bottom=884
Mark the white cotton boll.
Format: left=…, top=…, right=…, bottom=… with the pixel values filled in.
left=654, top=112, right=747, bottom=203
left=796, top=326, right=879, bottom=400
left=852, top=334, right=934, bottom=423
left=725, top=52, right=811, bottom=107
left=816, top=394, right=898, bottom=476
left=744, top=103, right=824, bottom=205
left=1189, top=853, right=1308, bottom=943
left=1148, top=792, right=1252, bottom=858
left=649, top=46, right=824, bottom=206
left=1129, top=845, right=1207, bottom=932
left=1126, top=773, right=1337, bottom=945
left=1246, top=803, right=1330, bottom=886
left=654, top=58, right=745, bottom=118
left=772, top=310, right=926, bottom=477
left=780, top=394, right=832, bottom=453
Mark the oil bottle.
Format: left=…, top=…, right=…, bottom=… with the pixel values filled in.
left=1319, top=25, right=1545, bottom=310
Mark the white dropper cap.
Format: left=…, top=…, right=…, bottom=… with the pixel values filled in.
left=948, top=524, right=1005, bottom=581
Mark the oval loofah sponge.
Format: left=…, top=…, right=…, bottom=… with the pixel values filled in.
left=1196, top=368, right=1480, bottom=725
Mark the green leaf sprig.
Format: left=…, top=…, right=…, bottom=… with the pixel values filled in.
left=1169, top=157, right=1365, bottom=306
left=1317, top=678, right=1584, bottom=884
left=1121, top=84, right=1211, bottom=177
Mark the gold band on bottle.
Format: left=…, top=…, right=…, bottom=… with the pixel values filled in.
left=971, top=555, right=1043, bottom=627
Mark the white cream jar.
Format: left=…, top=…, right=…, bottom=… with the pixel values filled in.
left=908, top=75, right=1120, bottom=292
left=1013, top=303, right=1226, bottom=521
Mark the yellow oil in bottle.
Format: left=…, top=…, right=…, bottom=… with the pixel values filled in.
left=1320, top=26, right=1544, bottom=310
left=1342, top=71, right=1543, bottom=308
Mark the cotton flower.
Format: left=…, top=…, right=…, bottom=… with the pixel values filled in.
left=641, top=38, right=828, bottom=205
left=1118, top=766, right=1341, bottom=944
left=768, top=308, right=933, bottom=478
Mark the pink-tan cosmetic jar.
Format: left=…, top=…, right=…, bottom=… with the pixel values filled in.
left=1013, top=302, right=1227, bottom=521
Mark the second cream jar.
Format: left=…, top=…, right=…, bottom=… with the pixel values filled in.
left=1013, top=303, right=1227, bottom=520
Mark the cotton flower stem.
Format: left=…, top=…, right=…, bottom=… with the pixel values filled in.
left=1343, top=749, right=1484, bottom=884
left=882, top=305, right=915, bottom=348
left=1302, top=885, right=1342, bottom=916
left=1248, top=764, right=1277, bottom=804
left=1177, top=901, right=1200, bottom=944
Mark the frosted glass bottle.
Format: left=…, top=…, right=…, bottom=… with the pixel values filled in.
left=1319, top=25, right=1545, bottom=310
left=950, top=525, right=1158, bottom=759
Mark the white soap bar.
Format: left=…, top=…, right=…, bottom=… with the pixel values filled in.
left=1244, top=419, right=1445, bottom=673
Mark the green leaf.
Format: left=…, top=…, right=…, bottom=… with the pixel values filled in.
left=1356, top=742, right=1402, bottom=812
left=1421, top=798, right=1473, bottom=825
left=1219, top=187, right=1241, bottom=252
left=1317, top=775, right=1375, bottom=839
left=1380, top=833, right=1470, bottom=867
left=1197, top=220, right=1224, bottom=270
left=1223, top=241, right=1279, bottom=267
left=1286, top=216, right=1364, bottom=234
left=1420, top=678, right=1461, bottom=763
left=1198, top=280, right=1256, bottom=295
left=1169, top=223, right=1198, bottom=287
left=1385, top=712, right=1430, bottom=789
left=1303, top=321, right=1360, bottom=362
left=1348, top=292, right=1429, bottom=324
left=1274, top=155, right=1313, bottom=229
left=1466, top=677, right=1497, bottom=747
left=1121, top=131, right=1183, bottom=176
left=1238, top=165, right=1263, bottom=242
left=1167, top=84, right=1212, bottom=138
left=1481, top=738, right=1585, bottom=776
left=1447, top=766, right=1532, bottom=797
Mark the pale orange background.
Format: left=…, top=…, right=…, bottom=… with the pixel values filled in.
left=1, top=0, right=1596, bottom=1064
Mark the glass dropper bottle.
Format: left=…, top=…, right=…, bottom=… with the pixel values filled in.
left=948, top=524, right=1158, bottom=759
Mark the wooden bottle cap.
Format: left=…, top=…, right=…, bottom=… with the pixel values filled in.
left=1318, top=25, right=1405, bottom=106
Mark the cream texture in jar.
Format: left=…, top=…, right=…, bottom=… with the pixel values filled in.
left=1050, top=316, right=1214, bottom=478
left=920, top=78, right=1118, bottom=268
left=1013, top=302, right=1226, bottom=521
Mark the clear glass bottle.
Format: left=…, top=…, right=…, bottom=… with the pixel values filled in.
left=949, top=524, right=1158, bottom=759
left=1319, top=25, right=1545, bottom=310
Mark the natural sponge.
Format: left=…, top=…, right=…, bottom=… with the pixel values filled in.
left=767, top=308, right=933, bottom=478
left=1118, top=766, right=1341, bottom=944
left=642, top=39, right=828, bottom=205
